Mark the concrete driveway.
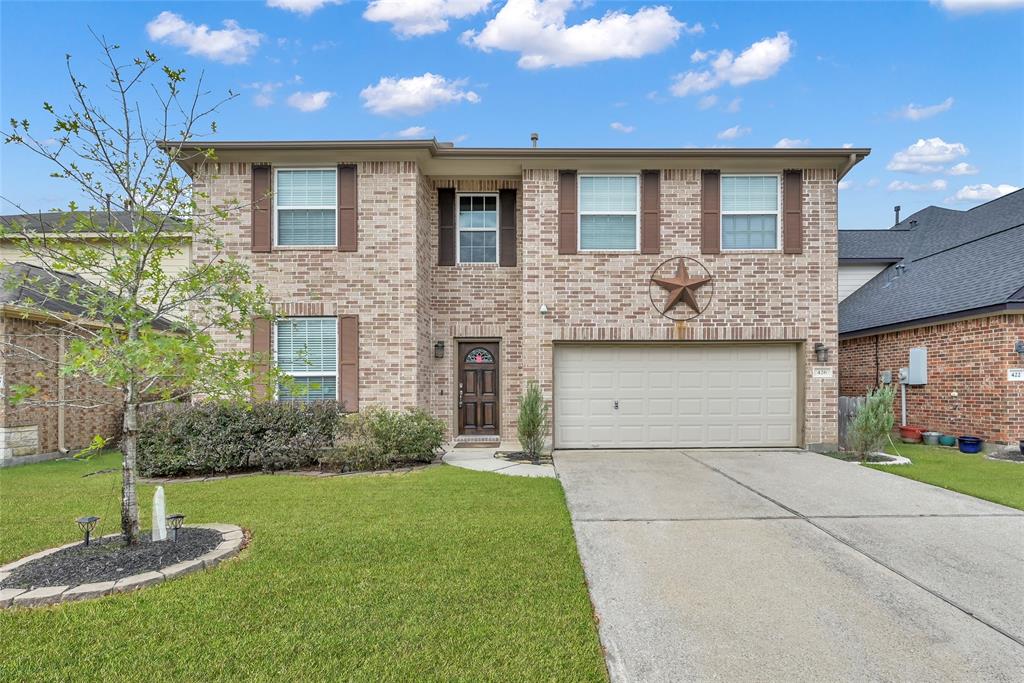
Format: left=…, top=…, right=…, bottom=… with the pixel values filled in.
left=555, top=449, right=1024, bottom=682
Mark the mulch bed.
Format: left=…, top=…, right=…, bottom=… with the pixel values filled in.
left=822, top=451, right=899, bottom=463
left=1, top=528, right=221, bottom=589
left=495, top=451, right=552, bottom=464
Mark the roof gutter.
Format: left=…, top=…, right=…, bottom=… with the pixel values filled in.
left=837, top=152, right=860, bottom=181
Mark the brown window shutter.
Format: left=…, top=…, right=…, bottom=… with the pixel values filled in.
left=499, top=188, right=517, bottom=266
left=251, top=165, right=272, bottom=253
left=438, top=188, right=456, bottom=265
left=640, top=170, right=661, bottom=254
left=337, top=164, right=357, bottom=252
left=783, top=170, right=803, bottom=254
left=338, top=315, right=359, bottom=412
left=700, top=170, right=721, bottom=255
left=251, top=317, right=271, bottom=401
left=558, top=170, right=577, bottom=254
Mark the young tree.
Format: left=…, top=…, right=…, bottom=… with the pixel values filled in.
left=1, top=38, right=276, bottom=543
left=847, top=385, right=896, bottom=460
left=516, top=381, right=549, bottom=464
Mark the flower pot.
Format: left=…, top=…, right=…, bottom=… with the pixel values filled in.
left=938, top=434, right=957, bottom=447
left=922, top=431, right=941, bottom=446
left=958, top=436, right=983, bottom=454
left=898, top=425, right=923, bottom=443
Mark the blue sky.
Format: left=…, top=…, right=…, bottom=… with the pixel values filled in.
left=1, top=0, right=1022, bottom=227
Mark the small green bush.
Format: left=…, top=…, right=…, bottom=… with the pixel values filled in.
left=138, top=401, right=341, bottom=476
left=323, top=406, right=446, bottom=472
left=848, top=385, right=896, bottom=459
left=517, top=381, right=549, bottom=463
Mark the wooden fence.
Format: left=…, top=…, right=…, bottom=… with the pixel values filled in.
left=838, top=396, right=866, bottom=449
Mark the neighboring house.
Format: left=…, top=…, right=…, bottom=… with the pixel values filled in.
left=171, top=140, right=868, bottom=451
left=0, top=263, right=124, bottom=465
left=838, top=190, right=1024, bottom=443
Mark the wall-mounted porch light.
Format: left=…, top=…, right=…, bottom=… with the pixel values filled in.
left=539, top=304, right=549, bottom=316
left=434, top=341, right=445, bottom=359
left=814, top=343, right=829, bottom=363
left=1015, top=340, right=1024, bottom=358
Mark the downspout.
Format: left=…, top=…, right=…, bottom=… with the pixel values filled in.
left=58, top=330, right=67, bottom=453
left=837, top=152, right=859, bottom=181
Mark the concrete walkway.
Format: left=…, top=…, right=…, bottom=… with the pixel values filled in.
left=442, top=444, right=555, bottom=477
left=556, top=449, right=1024, bottom=682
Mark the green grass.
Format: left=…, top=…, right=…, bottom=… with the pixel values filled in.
left=868, top=443, right=1024, bottom=511
left=0, top=453, right=606, bottom=682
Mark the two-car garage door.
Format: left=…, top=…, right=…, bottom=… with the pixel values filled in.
left=554, top=344, right=799, bottom=449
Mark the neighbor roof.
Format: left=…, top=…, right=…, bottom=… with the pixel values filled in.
left=839, top=189, right=1024, bottom=336
left=0, top=211, right=183, bottom=234
left=0, top=262, right=172, bottom=330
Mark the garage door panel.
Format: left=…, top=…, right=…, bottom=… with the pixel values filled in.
left=554, top=344, right=799, bottom=449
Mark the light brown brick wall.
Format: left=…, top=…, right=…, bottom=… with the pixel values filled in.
left=839, top=314, right=1024, bottom=443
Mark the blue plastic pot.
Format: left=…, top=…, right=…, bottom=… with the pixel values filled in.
left=958, top=436, right=983, bottom=454
left=938, top=435, right=957, bottom=447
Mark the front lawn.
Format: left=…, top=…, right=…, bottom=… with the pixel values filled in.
left=0, top=453, right=606, bottom=681
left=870, top=443, right=1024, bottom=511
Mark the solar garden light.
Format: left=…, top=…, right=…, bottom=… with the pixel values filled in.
left=166, top=513, right=186, bottom=542
left=76, top=516, right=100, bottom=546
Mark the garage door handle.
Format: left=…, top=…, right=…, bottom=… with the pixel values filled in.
left=614, top=400, right=619, bottom=410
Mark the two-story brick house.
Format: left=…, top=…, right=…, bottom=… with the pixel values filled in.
left=175, top=141, right=867, bottom=451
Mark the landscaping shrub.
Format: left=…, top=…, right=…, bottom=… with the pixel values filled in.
left=517, top=381, right=549, bottom=463
left=848, top=385, right=896, bottom=460
left=138, top=401, right=341, bottom=476
left=322, top=406, right=446, bottom=472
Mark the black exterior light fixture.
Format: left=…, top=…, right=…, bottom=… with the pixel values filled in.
left=814, top=343, right=829, bottom=363
left=76, top=516, right=100, bottom=546
left=1015, top=340, right=1024, bottom=358
left=434, top=341, right=445, bottom=359
left=166, top=513, right=186, bottom=542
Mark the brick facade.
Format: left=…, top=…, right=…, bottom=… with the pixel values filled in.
left=197, top=157, right=841, bottom=448
left=839, top=314, right=1024, bottom=443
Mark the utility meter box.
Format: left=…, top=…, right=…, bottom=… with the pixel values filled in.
left=908, top=348, right=928, bottom=385
left=879, top=370, right=892, bottom=384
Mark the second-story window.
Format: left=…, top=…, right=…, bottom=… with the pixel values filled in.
left=458, top=194, right=498, bottom=263
left=578, top=175, right=640, bottom=251
left=275, top=168, right=337, bottom=247
left=721, top=175, right=780, bottom=250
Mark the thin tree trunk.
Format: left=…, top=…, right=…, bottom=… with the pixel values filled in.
left=121, top=383, right=140, bottom=544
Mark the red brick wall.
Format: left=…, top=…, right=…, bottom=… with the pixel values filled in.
left=839, top=314, right=1024, bottom=443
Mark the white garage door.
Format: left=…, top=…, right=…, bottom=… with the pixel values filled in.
left=554, top=344, right=799, bottom=449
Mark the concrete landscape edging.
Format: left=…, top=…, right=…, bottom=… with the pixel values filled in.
left=0, top=523, right=245, bottom=609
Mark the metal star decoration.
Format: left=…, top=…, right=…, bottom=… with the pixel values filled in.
left=653, top=258, right=712, bottom=314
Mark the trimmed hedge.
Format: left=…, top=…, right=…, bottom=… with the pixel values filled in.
left=138, top=402, right=340, bottom=476
left=320, top=406, right=446, bottom=472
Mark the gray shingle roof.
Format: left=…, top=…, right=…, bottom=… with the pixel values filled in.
left=839, top=189, right=1024, bottom=335
left=0, top=211, right=183, bottom=233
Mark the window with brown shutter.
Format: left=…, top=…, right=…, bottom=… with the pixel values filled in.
left=641, top=170, right=661, bottom=254
left=338, top=164, right=357, bottom=252
left=700, top=170, right=721, bottom=254
left=558, top=170, right=577, bottom=254
left=251, top=166, right=272, bottom=253
left=783, top=170, right=803, bottom=254
left=338, top=315, right=359, bottom=412
left=499, top=188, right=517, bottom=266
left=251, top=317, right=271, bottom=400
left=438, top=188, right=455, bottom=265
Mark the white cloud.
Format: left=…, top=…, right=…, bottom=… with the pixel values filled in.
left=267, top=0, right=344, bottom=15
left=838, top=180, right=853, bottom=190
left=146, top=11, right=263, bottom=64
left=671, top=32, right=793, bottom=96
left=887, top=179, right=948, bottom=192
left=774, top=137, right=810, bottom=148
left=724, top=97, right=741, bottom=113
left=286, top=90, right=333, bottom=112
left=886, top=137, right=969, bottom=173
left=691, top=49, right=710, bottom=63
left=246, top=81, right=282, bottom=107
left=947, top=162, right=979, bottom=175
left=896, top=96, right=954, bottom=121
left=842, top=142, right=854, bottom=148
left=463, top=0, right=699, bottom=69
left=866, top=178, right=880, bottom=188
left=361, top=72, right=480, bottom=115
left=947, top=183, right=1020, bottom=202
left=396, top=125, right=429, bottom=138
left=717, top=125, right=751, bottom=140
left=697, top=95, right=718, bottom=110
left=365, top=0, right=491, bottom=37
left=610, top=121, right=635, bottom=133
left=931, top=0, right=1024, bottom=12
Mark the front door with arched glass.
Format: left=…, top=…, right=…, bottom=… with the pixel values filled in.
left=458, top=341, right=499, bottom=436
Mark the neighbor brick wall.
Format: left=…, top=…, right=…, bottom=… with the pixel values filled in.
left=0, top=315, right=122, bottom=458
left=839, top=314, right=1024, bottom=443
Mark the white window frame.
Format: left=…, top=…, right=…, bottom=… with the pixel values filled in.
left=577, top=173, right=641, bottom=253
left=272, top=167, right=338, bottom=248
left=273, top=317, right=338, bottom=401
left=720, top=173, right=783, bottom=252
left=456, top=192, right=500, bottom=265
